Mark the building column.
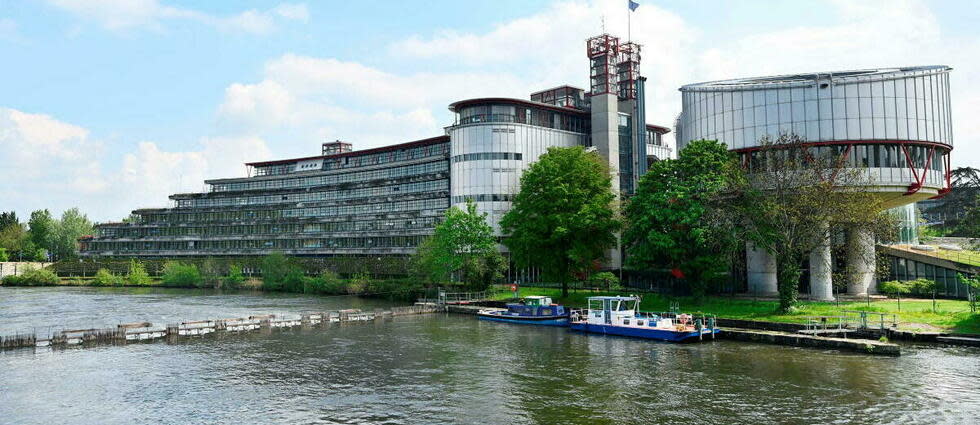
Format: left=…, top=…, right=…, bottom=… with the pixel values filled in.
left=746, top=242, right=777, bottom=296
left=809, top=222, right=834, bottom=301
left=847, top=227, right=877, bottom=295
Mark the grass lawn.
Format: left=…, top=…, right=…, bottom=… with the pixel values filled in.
left=934, top=248, right=980, bottom=267
left=494, top=286, right=980, bottom=334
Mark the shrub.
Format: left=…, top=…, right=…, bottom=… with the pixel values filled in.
left=261, top=252, right=291, bottom=291
left=126, top=259, right=153, bottom=286
left=301, top=270, right=345, bottom=294
left=161, top=261, right=203, bottom=287
left=589, top=271, right=621, bottom=290
left=222, top=264, right=245, bottom=290
left=282, top=269, right=307, bottom=293
left=92, top=268, right=123, bottom=286
left=346, top=272, right=370, bottom=295
left=2, top=266, right=59, bottom=286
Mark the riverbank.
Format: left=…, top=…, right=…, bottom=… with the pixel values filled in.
left=495, top=286, right=980, bottom=334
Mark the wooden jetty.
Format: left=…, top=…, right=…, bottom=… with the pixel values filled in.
left=0, top=303, right=443, bottom=352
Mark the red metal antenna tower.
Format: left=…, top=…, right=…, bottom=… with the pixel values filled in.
left=586, top=34, right=620, bottom=96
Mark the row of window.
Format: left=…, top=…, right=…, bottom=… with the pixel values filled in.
left=455, top=104, right=589, bottom=133
left=253, top=143, right=450, bottom=177
left=688, top=73, right=949, bottom=111
left=451, top=152, right=523, bottom=163
left=96, top=217, right=442, bottom=239
left=281, top=198, right=448, bottom=218
left=741, top=144, right=947, bottom=172
left=886, top=256, right=974, bottom=299
left=87, top=235, right=428, bottom=252
left=176, top=179, right=448, bottom=209
left=210, top=161, right=449, bottom=193
left=138, top=197, right=448, bottom=224
left=451, top=194, right=516, bottom=203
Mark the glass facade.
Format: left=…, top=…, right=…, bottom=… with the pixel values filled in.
left=886, top=255, right=975, bottom=298
left=84, top=138, right=451, bottom=257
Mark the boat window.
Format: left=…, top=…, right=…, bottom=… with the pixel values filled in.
left=637, top=320, right=644, bottom=326
left=541, top=308, right=551, bottom=315
left=623, top=319, right=630, bottom=325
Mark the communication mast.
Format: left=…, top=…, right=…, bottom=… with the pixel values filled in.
left=617, top=42, right=641, bottom=100
left=586, top=34, right=620, bottom=96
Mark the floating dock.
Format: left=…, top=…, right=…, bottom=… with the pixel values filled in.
left=0, top=303, right=442, bottom=352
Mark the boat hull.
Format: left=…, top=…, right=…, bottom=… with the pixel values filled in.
left=569, top=322, right=718, bottom=342
left=477, top=312, right=569, bottom=327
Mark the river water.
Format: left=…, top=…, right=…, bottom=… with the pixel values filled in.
left=1, top=287, right=978, bottom=425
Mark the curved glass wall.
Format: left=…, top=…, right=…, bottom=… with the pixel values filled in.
left=678, top=68, right=953, bottom=150
left=454, top=103, right=589, bottom=133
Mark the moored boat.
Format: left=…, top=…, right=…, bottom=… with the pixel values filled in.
left=477, top=296, right=570, bottom=326
left=569, top=296, right=719, bottom=342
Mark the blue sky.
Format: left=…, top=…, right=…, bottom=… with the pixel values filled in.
left=2, top=0, right=979, bottom=222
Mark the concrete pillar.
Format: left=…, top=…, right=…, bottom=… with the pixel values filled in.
left=809, top=222, right=834, bottom=301
left=591, top=92, right=622, bottom=269
left=746, top=242, right=778, bottom=296
left=847, top=227, right=877, bottom=295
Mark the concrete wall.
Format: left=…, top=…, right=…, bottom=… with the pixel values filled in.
left=0, top=262, right=54, bottom=279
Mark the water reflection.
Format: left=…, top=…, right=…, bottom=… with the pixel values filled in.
left=1, top=287, right=978, bottom=424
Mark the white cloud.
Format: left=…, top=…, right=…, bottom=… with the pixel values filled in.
left=0, top=107, right=271, bottom=221
left=273, top=3, right=309, bottom=23
left=0, top=18, right=18, bottom=41
left=217, top=54, right=528, bottom=151
left=389, top=0, right=979, bottom=167
left=46, top=0, right=309, bottom=34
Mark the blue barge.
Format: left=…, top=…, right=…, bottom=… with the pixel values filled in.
left=476, top=296, right=570, bottom=326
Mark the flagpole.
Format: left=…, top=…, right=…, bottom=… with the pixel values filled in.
left=628, top=3, right=631, bottom=42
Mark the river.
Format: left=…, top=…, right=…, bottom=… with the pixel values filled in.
left=1, top=286, right=978, bottom=424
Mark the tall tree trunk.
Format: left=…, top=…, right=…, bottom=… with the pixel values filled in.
left=776, top=253, right=801, bottom=313
left=561, top=278, right=568, bottom=298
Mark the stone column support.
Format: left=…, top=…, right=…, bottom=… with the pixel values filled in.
left=746, top=242, right=778, bottom=296
left=809, top=222, right=834, bottom=301
left=847, top=227, right=877, bottom=295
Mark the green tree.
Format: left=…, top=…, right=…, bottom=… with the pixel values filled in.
left=731, top=134, right=896, bottom=312
left=624, top=140, right=741, bottom=302
left=0, top=222, right=27, bottom=260
left=49, top=208, right=94, bottom=261
left=954, top=193, right=980, bottom=238
left=0, top=211, right=18, bottom=230
left=261, top=252, right=292, bottom=291
left=161, top=261, right=203, bottom=287
left=0, top=248, right=7, bottom=261
left=412, top=200, right=504, bottom=290
left=126, top=259, right=153, bottom=286
left=28, top=209, right=54, bottom=257
left=501, top=146, right=620, bottom=297
left=223, top=264, right=246, bottom=290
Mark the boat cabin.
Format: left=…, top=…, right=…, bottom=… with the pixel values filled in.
left=504, top=296, right=565, bottom=317
left=581, top=296, right=679, bottom=329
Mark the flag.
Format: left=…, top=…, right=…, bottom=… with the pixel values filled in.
left=629, top=0, right=640, bottom=11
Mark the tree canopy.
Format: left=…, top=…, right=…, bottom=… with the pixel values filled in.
left=413, top=200, right=504, bottom=290
left=500, top=146, right=620, bottom=297
left=624, top=139, right=741, bottom=302
left=730, top=134, right=896, bottom=311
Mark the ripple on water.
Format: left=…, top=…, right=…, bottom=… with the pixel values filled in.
left=2, top=287, right=980, bottom=424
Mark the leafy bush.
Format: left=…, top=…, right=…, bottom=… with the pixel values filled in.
left=589, top=271, right=621, bottom=290
left=126, top=259, right=153, bottom=286
left=222, top=264, right=245, bottom=289
left=346, top=272, right=370, bottom=295
left=92, top=268, right=124, bottom=286
left=878, top=280, right=911, bottom=296
left=282, top=269, right=307, bottom=293
left=1, top=266, right=60, bottom=286
left=0, top=247, right=8, bottom=261
left=261, top=252, right=291, bottom=291
left=161, top=261, right=203, bottom=287
left=301, top=270, right=345, bottom=294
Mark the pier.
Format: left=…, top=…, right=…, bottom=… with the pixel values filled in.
left=0, top=303, right=442, bottom=352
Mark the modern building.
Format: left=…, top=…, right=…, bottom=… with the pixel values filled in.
left=81, top=33, right=672, bottom=266
left=677, top=66, right=954, bottom=299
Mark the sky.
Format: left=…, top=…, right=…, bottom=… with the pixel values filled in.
left=1, top=0, right=979, bottom=222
